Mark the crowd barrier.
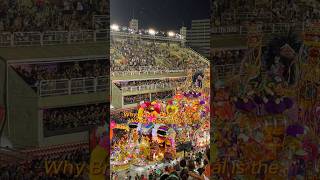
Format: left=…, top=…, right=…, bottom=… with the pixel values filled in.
left=0, top=30, right=109, bottom=47
left=39, top=76, right=107, bottom=97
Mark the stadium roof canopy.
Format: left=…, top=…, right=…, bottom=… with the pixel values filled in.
left=0, top=43, right=108, bottom=63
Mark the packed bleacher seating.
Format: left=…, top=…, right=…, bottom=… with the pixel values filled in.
left=122, top=91, right=174, bottom=105
left=0, top=0, right=108, bottom=32
left=114, top=77, right=187, bottom=90
left=43, top=103, right=107, bottom=132
left=151, top=91, right=173, bottom=100
left=12, top=59, right=107, bottom=88
left=123, top=94, right=150, bottom=105
left=212, top=49, right=247, bottom=65
left=111, top=40, right=209, bottom=72
left=0, top=143, right=90, bottom=179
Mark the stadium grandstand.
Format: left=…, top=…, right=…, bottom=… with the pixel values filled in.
left=110, top=20, right=210, bottom=179
left=110, top=21, right=209, bottom=109
left=0, top=0, right=108, bottom=179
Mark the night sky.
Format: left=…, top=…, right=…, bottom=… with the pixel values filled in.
left=110, top=0, right=211, bottom=31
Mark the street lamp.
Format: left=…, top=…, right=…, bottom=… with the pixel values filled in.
left=111, top=24, right=120, bottom=31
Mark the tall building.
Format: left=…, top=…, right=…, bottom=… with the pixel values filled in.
left=129, top=19, right=139, bottom=32
left=187, top=19, right=211, bottom=58
left=180, top=27, right=187, bottom=47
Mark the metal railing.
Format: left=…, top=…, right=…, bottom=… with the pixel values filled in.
left=111, top=69, right=186, bottom=77
left=121, top=83, right=182, bottom=92
left=70, top=77, right=95, bottom=94
left=212, top=23, right=305, bottom=35
left=0, top=30, right=109, bottom=47
left=96, top=76, right=107, bottom=92
left=111, top=31, right=185, bottom=43
left=39, top=76, right=107, bottom=97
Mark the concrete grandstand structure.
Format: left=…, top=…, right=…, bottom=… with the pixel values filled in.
left=0, top=42, right=108, bottom=148
left=110, top=27, right=210, bottom=110
left=0, top=1, right=110, bottom=178
left=110, top=22, right=210, bottom=179
left=0, top=12, right=109, bottom=148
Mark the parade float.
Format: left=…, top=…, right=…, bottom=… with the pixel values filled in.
left=110, top=69, right=210, bottom=172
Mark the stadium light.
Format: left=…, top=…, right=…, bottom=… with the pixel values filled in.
left=111, top=24, right=120, bottom=31
left=168, top=31, right=175, bottom=37
left=148, top=28, right=156, bottom=36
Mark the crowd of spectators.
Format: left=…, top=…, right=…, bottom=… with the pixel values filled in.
left=212, top=49, right=247, bottom=65
left=111, top=40, right=208, bottom=72
left=151, top=91, right=173, bottom=101
left=111, top=40, right=163, bottom=71
left=43, top=103, right=107, bottom=132
left=13, top=60, right=107, bottom=87
left=212, top=0, right=320, bottom=27
left=0, top=147, right=89, bottom=179
left=112, top=147, right=210, bottom=180
left=123, top=90, right=175, bottom=105
left=114, top=78, right=187, bottom=90
left=124, top=94, right=150, bottom=105
left=0, top=0, right=108, bottom=32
